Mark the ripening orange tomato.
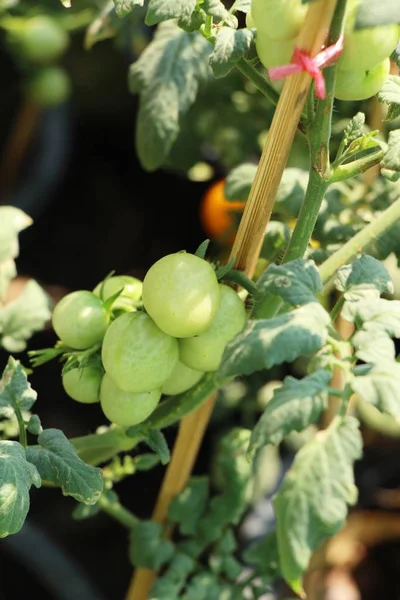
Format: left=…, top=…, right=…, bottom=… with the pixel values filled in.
left=200, top=179, right=245, bottom=246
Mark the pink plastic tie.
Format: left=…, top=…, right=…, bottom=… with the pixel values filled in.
left=268, top=35, right=344, bottom=99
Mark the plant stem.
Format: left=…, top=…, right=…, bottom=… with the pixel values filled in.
left=283, top=0, right=347, bottom=264
left=98, top=493, right=138, bottom=529
left=329, top=294, right=345, bottom=323
left=15, top=405, right=27, bottom=448
left=71, top=427, right=142, bottom=466
left=330, top=148, right=385, bottom=182
left=319, top=195, right=400, bottom=287
left=252, top=0, right=347, bottom=321
left=236, top=58, right=281, bottom=109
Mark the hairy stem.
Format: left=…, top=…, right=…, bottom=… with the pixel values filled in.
left=15, top=405, right=27, bottom=448
left=320, top=195, right=400, bottom=287
left=98, top=493, right=138, bottom=529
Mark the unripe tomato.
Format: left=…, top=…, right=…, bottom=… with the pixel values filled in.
left=101, top=311, right=179, bottom=393
left=161, top=360, right=204, bottom=396
left=338, top=24, right=399, bottom=72
left=26, top=67, right=71, bottom=107
left=334, top=58, right=390, bottom=101
left=179, top=284, right=247, bottom=372
left=100, top=373, right=161, bottom=428
left=52, top=291, right=110, bottom=350
left=12, top=16, right=69, bottom=64
left=62, top=364, right=103, bottom=404
left=256, top=32, right=295, bottom=69
left=246, top=11, right=255, bottom=29
left=199, top=179, right=245, bottom=246
left=142, top=252, right=220, bottom=338
left=250, top=0, right=307, bottom=41
left=93, top=275, right=143, bottom=311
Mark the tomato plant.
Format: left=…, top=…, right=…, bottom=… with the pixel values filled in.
left=1, top=0, right=400, bottom=599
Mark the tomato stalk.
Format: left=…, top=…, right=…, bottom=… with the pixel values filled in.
left=253, top=0, right=348, bottom=321
left=319, top=195, right=400, bottom=288
left=15, top=404, right=27, bottom=448
left=97, top=493, right=139, bottom=529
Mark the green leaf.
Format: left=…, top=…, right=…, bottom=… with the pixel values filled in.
left=202, top=0, right=238, bottom=27
left=260, top=221, right=291, bottom=262
left=334, top=254, right=394, bottom=299
left=242, top=530, right=280, bottom=578
left=0, top=207, right=32, bottom=264
left=249, top=370, right=331, bottom=454
left=224, top=163, right=257, bottom=201
left=141, top=429, right=170, bottom=465
left=380, top=130, right=400, bottom=182
left=378, top=75, right=400, bottom=122
left=351, top=362, right=400, bottom=418
left=216, top=303, right=330, bottom=384
left=129, top=520, right=175, bottom=569
left=199, top=429, right=253, bottom=542
left=0, top=356, right=37, bottom=412
left=0, top=207, right=32, bottom=300
left=84, top=1, right=119, bottom=50
left=355, top=0, right=400, bottom=29
left=150, top=553, right=195, bottom=599
left=145, top=0, right=197, bottom=26
left=181, top=572, right=223, bottom=600
left=168, top=476, right=209, bottom=535
left=27, top=414, right=42, bottom=436
left=72, top=500, right=102, bottom=520
left=113, top=0, right=144, bottom=17
left=352, top=329, right=395, bottom=364
left=275, top=168, right=308, bottom=218
left=342, top=112, right=366, bottom=146
left=26, top=429, right=103, bottom=504
left=0, top=279, right=51, bottom=352
left=209, top=27, right=254, bottom=78
left=140, top=371, right=217, bottom=431
left=342, top=297, right=400, bottom=337
left=274, top=416, right=362, bottom=594
left=129, top=22, right=211, bottom=171
left=0, top=440, right=41, bottom=537
left=256, top=259, right=322, bottom=306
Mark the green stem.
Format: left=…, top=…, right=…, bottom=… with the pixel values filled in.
left=15, top=405, right=27, bottom=448
left=98, top=493, right=138, bottom=529
left=235, top=58, right=281, bottom=108
left=252, top=0, right=348, bottom=321
left=330, top=149, right=385, bottom=182
left=221, top=269, right=259, bottom=297
left=71, top=427, right=142, bottom=466
left=204, top=14, right=212, bottom=38
left=319, top=195, right=400, bottom=287
left=329, top=294, right=345, bottom=323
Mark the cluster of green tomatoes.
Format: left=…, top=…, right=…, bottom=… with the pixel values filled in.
left=51, top=252, right=247, bottom=429
left=3, top=14, right=71, bottom=106
left=247, top=0, right=399, bottom=101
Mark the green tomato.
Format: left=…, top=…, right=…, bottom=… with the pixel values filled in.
left=142, top=252, right=220, bottom=338
left=93, top=275, right=143, bottom=311
left=62, top=364, right=103, bottom=404
left=14, top=16, right=69, bottom=64
left=179, top=284, right=247, bottom=372
left=161, top=360, right=204, bottom=396
left=251, top=0, right=307, bottom=40
left=100, top=373, right=161, bottom=428
left=334, top=58, right=390, bottom=101
left=52, top=290, right=110, bottom=350
left=101, top=311, right=179, bottom=393
left=26, top=67, right=71, bottom=107
left=256, top=32, right=295, bottom=69
left=338, top=24, right=399, bottom=72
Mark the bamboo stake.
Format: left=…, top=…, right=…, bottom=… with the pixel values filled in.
left=126, top=2, right=338, bottom=598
